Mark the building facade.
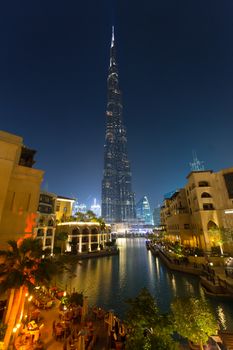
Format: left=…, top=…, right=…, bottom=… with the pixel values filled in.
left=136, top=196, right=154, bottom=225
left=161, top=168, right=233, bottom=253
left=34, top=191, right=57, bottom=254
left=56, top=222, right=111, bottom=253
left=56, top=196, right=75, bottom=221
left=0, top=130, right=44, bottom=247
left=101, top=27, right=136, bottom=223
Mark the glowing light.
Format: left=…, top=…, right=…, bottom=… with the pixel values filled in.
left=57, top=198, right=75, bottom=203
left=225, top=209, right=233, bottom=214
left=111, top=26, right=114, bottom=47
left=63, top=291, right=67, bottom=297
left=217, top=306, right=227, bottom=329
left=57, top=221, right=110, bottom=227
left=12, top=327, right=17, bottom=333
left=25, top=213, right=37, bottom=233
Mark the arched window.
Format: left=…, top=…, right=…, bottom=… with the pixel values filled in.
left=48, top=219, right=54, bottom=227
left=82, top=228, right=89, bottom=235
left=198, top=181, right=209, bottom=187
left=201, top=192, right=212, bottom=198
left=91, top=228, right=98, bottom=235
left=72, top=228, right=80, bottom=236
left=207, top=221, right=218, bottom=231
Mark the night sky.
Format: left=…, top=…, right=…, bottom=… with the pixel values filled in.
left=1, top=0, right=233, bottom=209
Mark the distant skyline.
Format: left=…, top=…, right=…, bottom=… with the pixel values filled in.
left=1, top=0, right=233, bottom=207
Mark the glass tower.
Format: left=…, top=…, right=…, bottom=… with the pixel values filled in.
left=101, top=27, right=136, bottom=223
left=136, top=196, right=154, bottom=225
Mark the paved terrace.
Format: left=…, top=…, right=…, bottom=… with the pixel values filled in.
left=37, top=302, right=108, bottom=349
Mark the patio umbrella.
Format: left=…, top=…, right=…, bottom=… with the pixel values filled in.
left=106, top=310, right=115, bottom=336
left=81, top=297, right=88, bottom=323
left=77, top=331, right=85, bottom=350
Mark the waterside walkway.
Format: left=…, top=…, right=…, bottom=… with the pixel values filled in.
left=148, top=243, right=233, bottom=298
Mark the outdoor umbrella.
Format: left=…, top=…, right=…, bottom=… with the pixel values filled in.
left=77, top=331, right=85, bottom=350
left=81, top=296, right=88, bottom=323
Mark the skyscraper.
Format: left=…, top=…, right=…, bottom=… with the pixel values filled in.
left=101, top=27, right=136, bottom=223
left=136, top=196, right=154, bottom=225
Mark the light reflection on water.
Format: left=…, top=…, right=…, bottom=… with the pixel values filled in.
left=57, top=238, right=233, bottom=329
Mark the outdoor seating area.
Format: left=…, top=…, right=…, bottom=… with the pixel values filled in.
left=14, top=320, right=44, bottom=350
left=10, top=285, right=128, bottom=350
left=32, top=287, right=55, bottom=310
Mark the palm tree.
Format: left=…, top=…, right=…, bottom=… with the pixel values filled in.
left=0, top=238, right=59, bottom=349
left=75, top=212, right=86, bottom=222
left=54, top=231, right=68, bottom=254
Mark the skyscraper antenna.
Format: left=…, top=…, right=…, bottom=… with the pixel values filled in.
left=111, top=26, right=115, bottom=48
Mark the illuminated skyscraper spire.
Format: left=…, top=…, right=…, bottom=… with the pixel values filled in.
left=111, top=26, right=114, bottom=48
left=102, top=28, right=136, bottom=223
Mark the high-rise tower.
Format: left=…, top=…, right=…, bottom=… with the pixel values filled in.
left=101, top=27, right=136, bottom=223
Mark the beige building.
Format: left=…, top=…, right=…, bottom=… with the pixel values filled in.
left=56, top=222, right=111, bottom=253
left=161, top=168, right=233, bottom=253
left=34, top=191, right=57, bottom=254
left=56, top=196, right=75, bottom=221
left=0, top=130, right=44, bottom=247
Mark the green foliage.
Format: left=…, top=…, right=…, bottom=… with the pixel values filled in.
left=125, top=288, right=179, bottom=350
left=69, top=292, right=83, bottom=306
left=0, top=238, right=63, bottom=293
left=61, top=296, right=70, bottom=306
left=56, top=232, right=68, bottom=242
left=173, top=243, right=183, bottom=255
left=171, top=297, right=218, bottom=347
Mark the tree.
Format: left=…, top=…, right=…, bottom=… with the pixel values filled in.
left=208, top=227, right=224, bottom=255
left=171, top=297, right=218, bottom=350
left=75, top=212, right=86, bottom=222
left=0, top=238, right=60, bottom=349
left=54, top=231, right=68, bottom=254
left=86, top=210, right=96, bottom=221
left=125, top=288, right=179, bottom=350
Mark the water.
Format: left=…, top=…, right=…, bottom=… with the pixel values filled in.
left=57, top=238, right=233, bottom=329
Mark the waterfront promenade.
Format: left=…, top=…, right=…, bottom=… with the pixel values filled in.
left=148, top=242, right=233, bottom=298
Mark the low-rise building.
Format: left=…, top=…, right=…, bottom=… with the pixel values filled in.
left=34, top=191, right=57, bottom=254
left=0, top=130, right=44, bottom=247
left=56, top=222, right=111, bottom=253
left=161, top=168, right=233, bottom=253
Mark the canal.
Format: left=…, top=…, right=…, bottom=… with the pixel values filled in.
left=57, top=238, right=233, bottom=329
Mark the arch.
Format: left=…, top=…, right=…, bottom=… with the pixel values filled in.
left=91, top=228, right=98, bottom=235
left=207, top=220, right=218, bottom=231
left=82, top=228, right=90, bottom=235
left=201, top=192, right=212, bottom=198
left=72, top=228, right=80, bottom=236
left=48, top=218, right=54, bottom=227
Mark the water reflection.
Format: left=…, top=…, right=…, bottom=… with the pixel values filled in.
left=57, top=238, right=233, bottom=329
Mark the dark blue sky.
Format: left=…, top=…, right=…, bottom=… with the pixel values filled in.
left=1, top=0, right=233, bottom=208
